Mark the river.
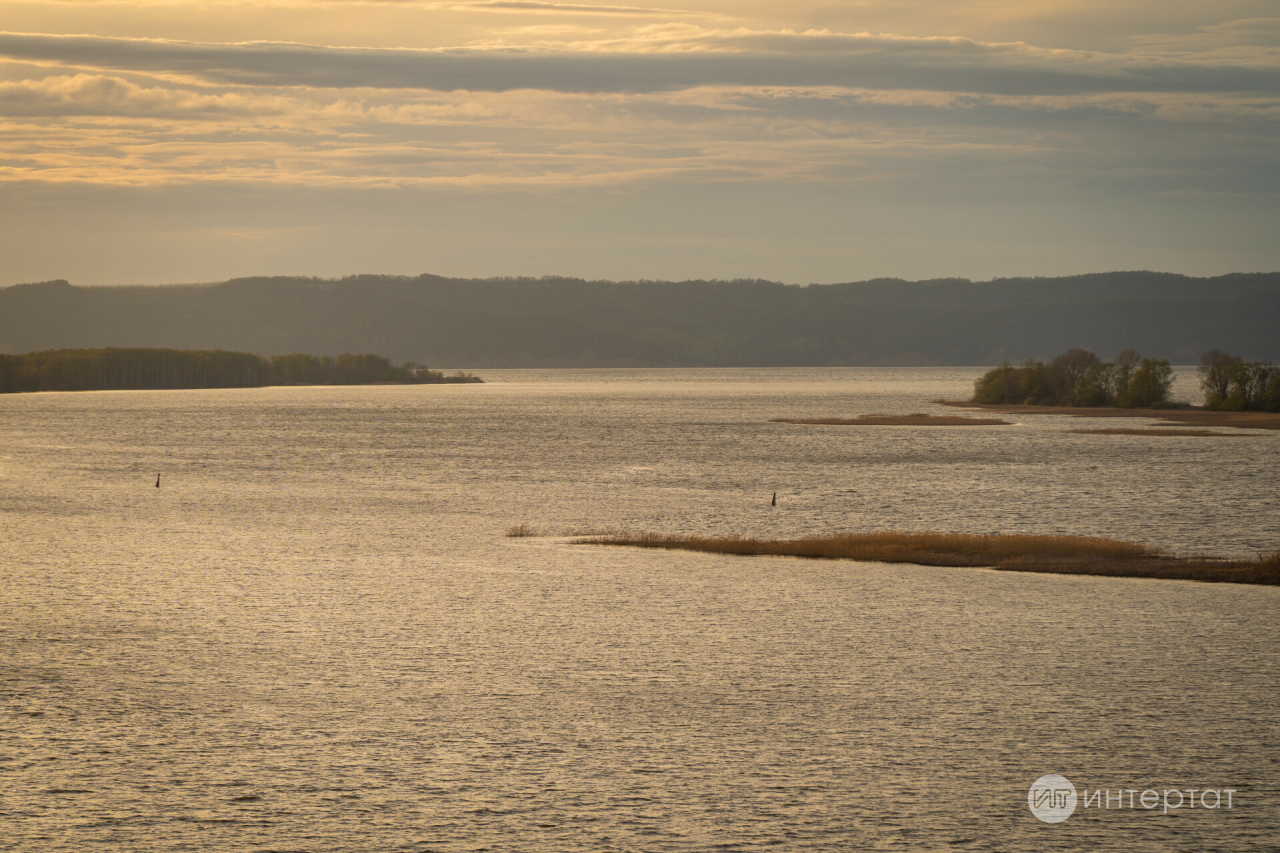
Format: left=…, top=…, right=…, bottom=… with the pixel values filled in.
left=2, top=368, right=1277, bottom=850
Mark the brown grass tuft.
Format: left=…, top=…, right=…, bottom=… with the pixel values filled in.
left=506, top=524, right=538, bottom=538
left=579, top=531, right=1280, bottom=586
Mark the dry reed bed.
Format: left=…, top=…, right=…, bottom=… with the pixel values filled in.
left=771, top=414, right=1010, bottom=426
left=578, top=531, right=1280, bottom=585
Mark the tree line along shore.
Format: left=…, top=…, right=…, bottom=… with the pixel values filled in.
left=972, top=347, right=1280, bottom=412
left=0, top=348, right=480, bottom=393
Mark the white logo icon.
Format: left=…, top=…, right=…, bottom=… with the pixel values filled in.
left=1028, top=774, right=1077, bottom=823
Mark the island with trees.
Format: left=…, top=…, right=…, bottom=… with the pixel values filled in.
left=0, top=348, right=481, bottom=394
left=946, top=347, right=1280, bottom=429
left=971, top=347, right=1176, bottom=408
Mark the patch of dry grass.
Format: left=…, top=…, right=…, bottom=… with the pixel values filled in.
left=506, top=524, right=538, bottom=538
left=772, top=413, right=1010, bottom=426
left=579, top=531, right=1280, bottom=586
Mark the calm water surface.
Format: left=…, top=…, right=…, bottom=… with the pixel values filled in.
left=2, top=368, right=1278, bottom=851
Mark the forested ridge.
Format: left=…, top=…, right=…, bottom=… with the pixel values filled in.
left=2, top=272, right=1277, bottom=367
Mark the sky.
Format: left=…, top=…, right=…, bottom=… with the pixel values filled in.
left=1, top=0, right=1277, bottom=285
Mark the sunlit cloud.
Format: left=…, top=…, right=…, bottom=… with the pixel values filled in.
left=0, top=6, right=1276, bottom=282
left=11, top=0, right=718, bottom=12
left=435, top=1, right=705, bottom=16
left=1130, top=17, right=1280, bottom=49
left=0, top=72, right=291, bottom=116
left=0, top=28, right=1277, bottom=96
left=3, top=72, right=1274, bottom=195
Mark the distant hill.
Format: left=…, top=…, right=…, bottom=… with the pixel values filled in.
left=2, top=272, right=1277, bottom=367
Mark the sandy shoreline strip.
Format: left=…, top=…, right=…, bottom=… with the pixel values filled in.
left=940, top=400, right=1280, bottom=430
left=1063, top=427, right=1252, bottom=437
left=771, top=414, right=1010, bottom=426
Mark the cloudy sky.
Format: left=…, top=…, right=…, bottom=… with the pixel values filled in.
left=1, top=1, right=1277, bottom=284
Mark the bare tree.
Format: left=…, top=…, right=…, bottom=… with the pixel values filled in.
left=1113, top=348, right=1140, bottom=404
left=1046, top=348, right=1100, bottom=403
left=1227, top=360, right=1277, bottom=408
left=1128, top=358, right=1174, bottom=408
left=1199, top=349, right=1241, bottom=404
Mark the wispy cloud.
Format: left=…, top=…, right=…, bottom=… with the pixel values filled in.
left=1, top=29, right=1277, bottom=96
left=0, top=73, right=290, bottom=117
left=435, top=1, right=703, bottom=15
left=22, top=0, right=717, bottom=13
